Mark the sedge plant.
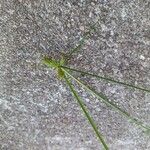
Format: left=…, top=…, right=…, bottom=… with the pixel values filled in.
left=42, top=22, right=150, bottom=149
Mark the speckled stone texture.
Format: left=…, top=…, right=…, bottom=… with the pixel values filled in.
left=0, top=0, right=150, bottom=149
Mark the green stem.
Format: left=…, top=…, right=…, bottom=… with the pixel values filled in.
left=65, top=21, right=98, bottom=62
left=64, top=75, right=109, bottom=150
left=61, top=66, right=150, bottom=93
left=62, top=68, right=150, bottom=131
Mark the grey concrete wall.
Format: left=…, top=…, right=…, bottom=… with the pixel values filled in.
left=0, top=0, right=150, bottom=149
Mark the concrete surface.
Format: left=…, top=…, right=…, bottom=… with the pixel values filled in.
left=0, top=0, right=150, bottom=149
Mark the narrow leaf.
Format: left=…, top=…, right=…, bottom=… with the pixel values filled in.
left=61, top=66, right=150, bottom=93
left=66, top=20, right=99, bottom=61
left=64, top=75, right=109, bottom=150
left=63, top=68, right=150, bottom=131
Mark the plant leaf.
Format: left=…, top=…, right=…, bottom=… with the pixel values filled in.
left=42, top=57, right=59, bottom=69
left=57, top=68, right=65, bottom=79
left=62, top=68, right=150, bottom=131
left=64, top=75, right=109, bottom=150
left=61, top=66, right=150, bottom=93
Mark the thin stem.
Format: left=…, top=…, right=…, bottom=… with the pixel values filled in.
left=64, top=75, right=109, bottom=150
left=62, top=68, right=150, bottom=131
left=61, top=66, right=150, bottom=93
left=65, top=21, right=99, bottom=62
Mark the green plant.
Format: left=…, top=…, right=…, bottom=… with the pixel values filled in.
left=42, top=22, right=150, bottom=149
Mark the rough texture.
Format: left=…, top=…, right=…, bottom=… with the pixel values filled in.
left=0, top=0, right=150, bottom=149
